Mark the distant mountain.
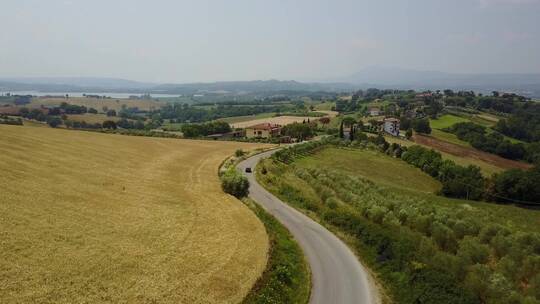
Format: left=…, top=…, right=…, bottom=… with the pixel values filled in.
left=0, top=78, right=355, bottom=95
left=336, top=66, right=540, bottom=97
left=2, top=71, right=540, bottom=97
left=152, top=80, right=355, bottom=94
left=0, top=77, right=154, bottom=90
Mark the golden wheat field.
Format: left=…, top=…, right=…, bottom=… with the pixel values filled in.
left=231, top=115, right=316, bottom=128
left=0, top=125, right=270, bottom=303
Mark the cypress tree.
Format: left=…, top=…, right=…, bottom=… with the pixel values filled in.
left=339, top=120, right=344, bottom=138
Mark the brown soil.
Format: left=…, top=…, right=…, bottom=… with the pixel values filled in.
left=413, top=134, right=532, bottom=170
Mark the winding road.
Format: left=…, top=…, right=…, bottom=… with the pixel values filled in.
left=238, top=149, right=379, bottom=304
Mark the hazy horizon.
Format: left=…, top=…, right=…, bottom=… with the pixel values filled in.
left=1, top=0, right=539, bottom=83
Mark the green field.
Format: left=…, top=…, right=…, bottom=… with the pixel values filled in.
left=430, top=114, right=470, bottom=130
left=312, top=101, right=335, bottom=111
left=161, top=120, right=184, bottom=131
left=430, top=129, right=471, bottom=147
left=295, top=148, right=440, bottom=193
left=29, top=97, right=164, bottom=112
left=470, top=112, right=502, bottom=127
left=258, top=145, right=540, bottom=303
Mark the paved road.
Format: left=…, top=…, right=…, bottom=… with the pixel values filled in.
left=238, top=150, right=379, bottom=304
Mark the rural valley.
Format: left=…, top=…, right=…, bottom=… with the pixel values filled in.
left=1, top=1, right=540, bottom=303
left=2, top=83, right=539, bottom=304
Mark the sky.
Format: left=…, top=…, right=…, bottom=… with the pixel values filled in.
left=0, top=0, right=539, bottom=83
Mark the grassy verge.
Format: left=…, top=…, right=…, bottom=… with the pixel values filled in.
left=241, top=198, right=311, bottom=304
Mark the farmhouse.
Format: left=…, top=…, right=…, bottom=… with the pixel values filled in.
left=245, top=123, right=281, bottom=139
left=368, top=107, right=381, bottom=116
left=206, top=129, right=246, bottom=140
left=383, top=117, right=400, bottom=136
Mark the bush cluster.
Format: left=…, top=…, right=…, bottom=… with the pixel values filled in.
left=220, top=168, right=249, bottom=198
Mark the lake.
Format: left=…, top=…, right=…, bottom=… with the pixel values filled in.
left=0, top=91, right=181, bottom=99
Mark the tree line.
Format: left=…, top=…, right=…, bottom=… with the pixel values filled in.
left=181, top=121, right=232, bottom=138
left=159, top=103, right=295, bottom=123
left=446, top=122, right=540, bottom=163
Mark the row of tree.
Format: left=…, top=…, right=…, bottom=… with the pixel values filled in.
left=401, top=145, right=486, bottom=200
left=400, top=144, right=540, bottom=205
left=180, top=121, right=232, bottom=138
left=159, top=103, right=294, bottom=123
left=281, top=122, right=316, bottom=141
left=495, top=103, right=540, bottom=143
left=446, top=122, right=540, bottom=162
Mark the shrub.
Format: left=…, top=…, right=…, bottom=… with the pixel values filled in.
left=457, top=236, right=490, bottom=264
left=221, top=168, right=249, bottom=198
left=102, top=120, right=117, bottom=130
left=46, top=117, right=62, bottom=128
left=412, top=118, right=432, bottom=134
left=235, top=149, right=245, bottom=157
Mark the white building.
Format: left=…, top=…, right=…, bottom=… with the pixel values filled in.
left=383, top=118, right=400, bottom=136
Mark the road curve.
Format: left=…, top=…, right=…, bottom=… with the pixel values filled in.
left=238, top=149, right=379, bottom=304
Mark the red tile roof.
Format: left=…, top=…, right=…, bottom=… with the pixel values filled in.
left=246, top=123, right=281, bottom=130
left=0, top=106, right=21, bottom=115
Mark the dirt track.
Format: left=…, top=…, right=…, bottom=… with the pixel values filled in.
left=413, top=134, right=532, bottom=170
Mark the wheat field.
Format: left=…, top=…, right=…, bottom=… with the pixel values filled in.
left=29, top=97, right=164, bottom=111
left=231, top=115, right=316, bottom=129
left=0, top=125, right=270, bottom=303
